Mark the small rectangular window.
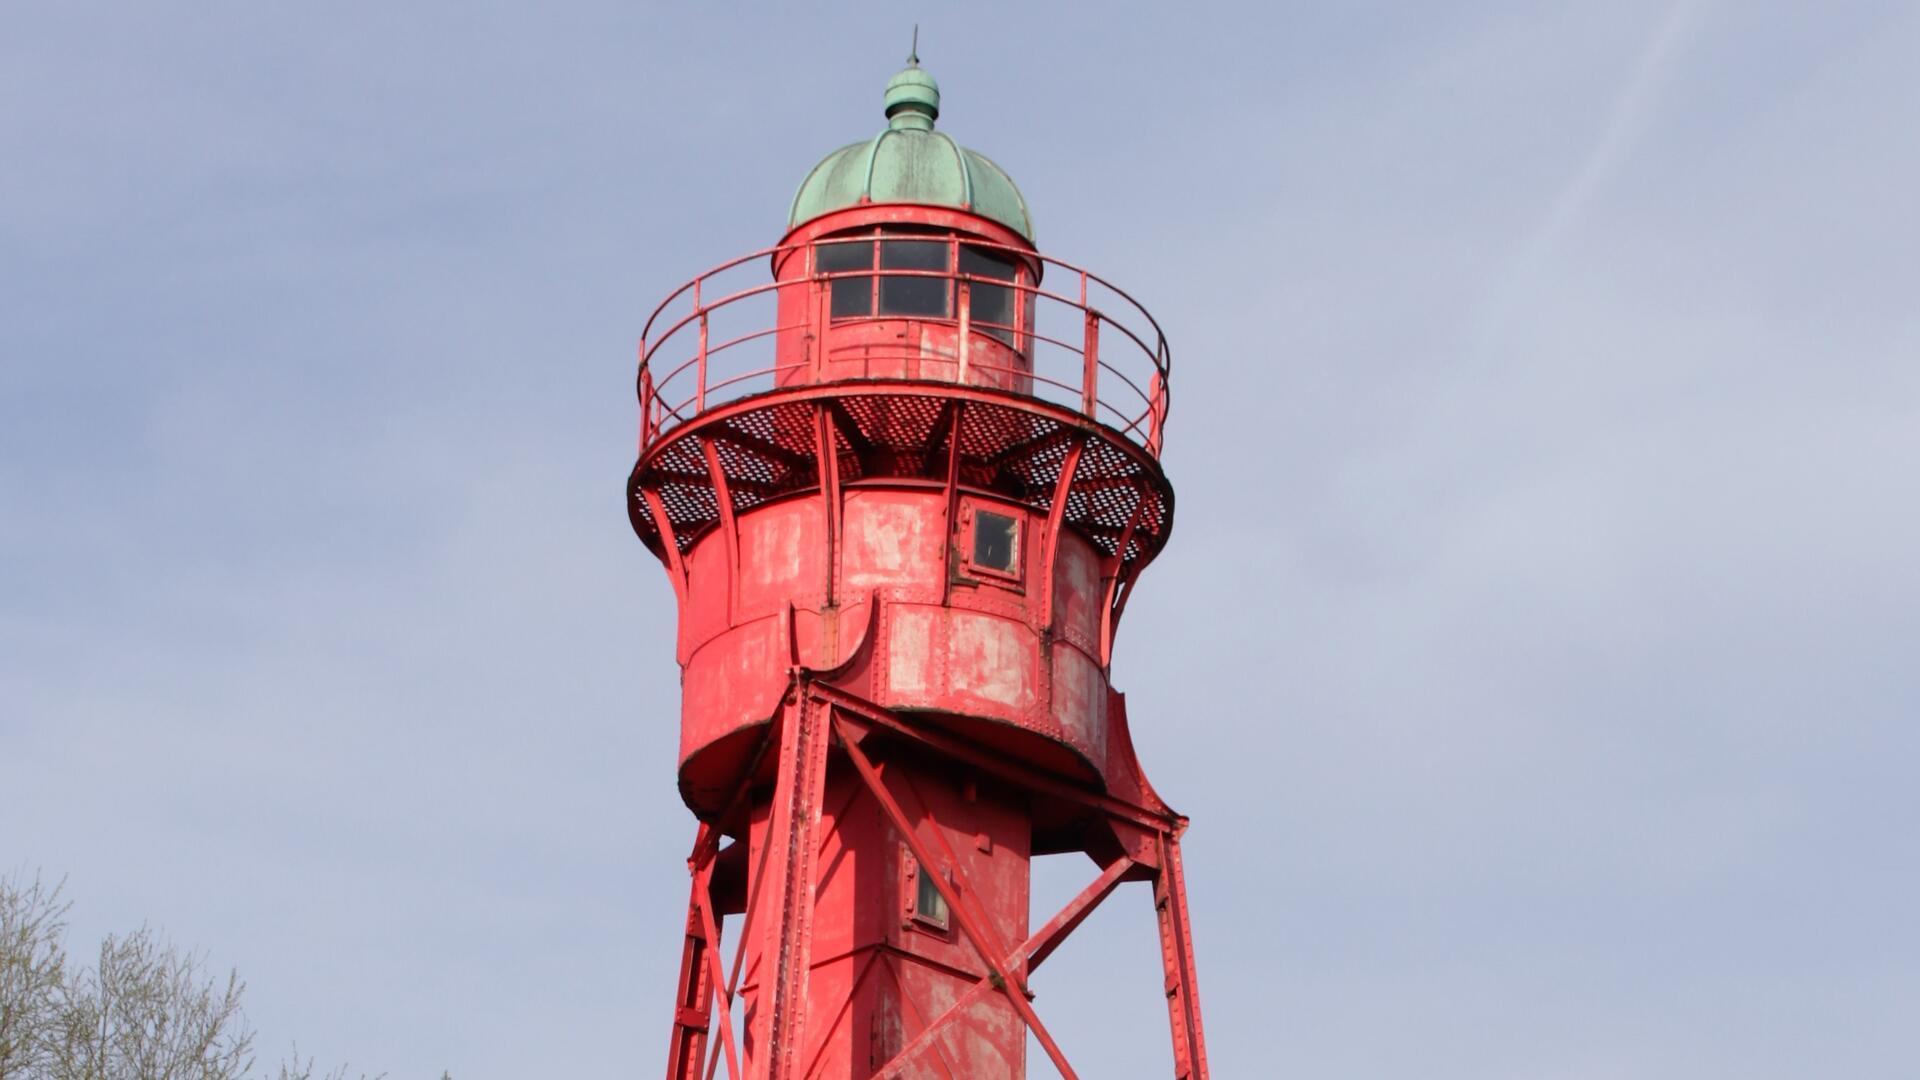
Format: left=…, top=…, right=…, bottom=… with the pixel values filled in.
left=879, top=239, right=950, bottom=317
left=816, top=238, right=873, bottom=318
left=960, top=246, right=1018, bottom=345
left=912, top=864, right=950, bottom=930
left=972, top=510, right=1019, bottom=575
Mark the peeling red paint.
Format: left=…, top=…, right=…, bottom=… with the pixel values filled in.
left=639, top=190, right=1207, bottom=1078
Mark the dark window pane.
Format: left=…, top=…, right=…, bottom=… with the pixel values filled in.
left=966, top=282, right=1013, bottom=327
left=914, top=866, right=950, bottom=927
left=879, top=239, right=949, bottom=316
left=816, top=238, right=873, bottom=272
left=959, top=245, right=1017, bottom=281
left=961, top=246, right=1017, bottom=344
left=816, top=239, right=873, bottom=318
left=830, top=277, right=873, bottom=318
left=973, top=511, right=1018, bottom=573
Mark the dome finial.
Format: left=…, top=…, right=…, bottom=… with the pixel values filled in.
left=884, top=44, right=939, bottom=131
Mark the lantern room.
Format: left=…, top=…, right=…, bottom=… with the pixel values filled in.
left=771, top=62, right=1041, bottom=396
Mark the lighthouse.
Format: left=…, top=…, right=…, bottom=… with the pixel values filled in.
left=631, top=56, right=1209, bottom=1079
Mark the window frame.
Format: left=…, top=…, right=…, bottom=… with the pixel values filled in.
left=901, top=849, right=951, bottom=933
left=877, top=235, right=952, bottom=318
left=812, top=230, right=1031, bottom=354
left=814, top=232, right=878, bottom=319
left=958, top=499, right=1024, bottom=585
left=958, top=243, right=1021, bottom=347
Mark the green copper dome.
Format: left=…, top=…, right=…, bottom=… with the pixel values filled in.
left=788, top=63, right=1034, bottom=241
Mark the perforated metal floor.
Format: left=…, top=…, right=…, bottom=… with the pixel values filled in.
left=628, top=384, right=1173, bottom=571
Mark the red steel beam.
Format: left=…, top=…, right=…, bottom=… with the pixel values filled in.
left=814, top=683, right=1176, bottom=833
left=1154, top=832, right=1210, bottom=1080
left=695, top=860, right=744, bottom=1080
left=872, top=854, right=1136, bottom=1079
left=830, top=711, right=1082, bottom=1080
left=665, top=875, right=715, bottom=1080
left=755, top=697, right=832, bottom=1078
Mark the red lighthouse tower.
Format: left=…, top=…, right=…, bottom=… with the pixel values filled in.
left=631, top=56, right=1208, bottom=1079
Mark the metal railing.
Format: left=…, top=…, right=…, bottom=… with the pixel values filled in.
left=637, top=234, right=1171, bottom=458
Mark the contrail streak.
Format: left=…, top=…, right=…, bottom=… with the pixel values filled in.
left=1476, top=1, right=1706, bottom=356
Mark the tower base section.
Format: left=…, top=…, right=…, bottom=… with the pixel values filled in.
left=663, top=677, right=1210, bottom=1080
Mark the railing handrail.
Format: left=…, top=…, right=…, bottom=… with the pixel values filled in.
left=637, top=232, right=1172, bottom=458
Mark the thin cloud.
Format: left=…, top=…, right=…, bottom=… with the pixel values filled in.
left=1478, top=1, right=1707, bottom=354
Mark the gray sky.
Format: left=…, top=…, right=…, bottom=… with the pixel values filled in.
left=5, top=2, right=1918, bottom=1076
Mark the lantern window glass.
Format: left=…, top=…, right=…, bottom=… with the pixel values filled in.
left=960, top=246, right=1018, bottom=345
left=816, top=237, right=874, bottom=318
left=879, top=239, right=950, bottom=317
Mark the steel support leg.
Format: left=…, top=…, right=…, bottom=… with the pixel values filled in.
left=695, top=860, right=744, bottom=1080
left=752, top=694, right=831, bottom=1079
left=1154, top=832, right=1210, bottom=1080
left=666, top=865, right=716, bottom=1080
